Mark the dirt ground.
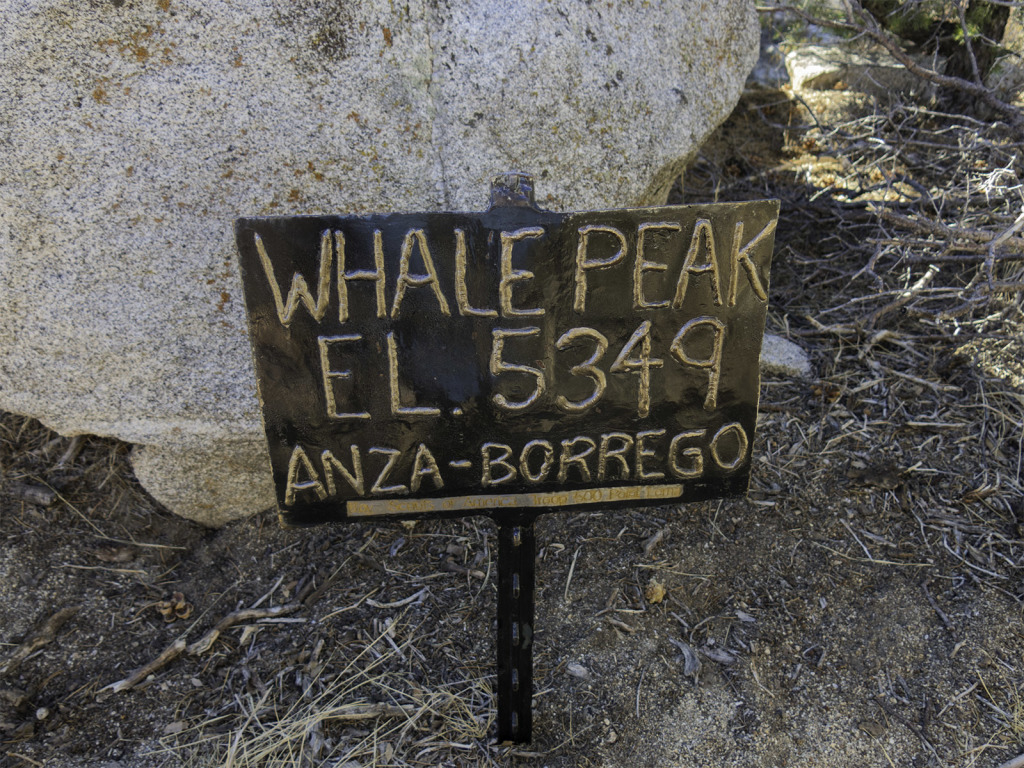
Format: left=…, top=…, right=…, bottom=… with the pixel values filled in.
left=3, top=44, right=1024, bottom=768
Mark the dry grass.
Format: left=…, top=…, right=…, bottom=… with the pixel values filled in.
left=159, top=612, right=494, bottom=768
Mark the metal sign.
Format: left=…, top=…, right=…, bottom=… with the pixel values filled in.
left=235, top=178, right=778, bottom=528
left=236, top=173, right=778, bottom=744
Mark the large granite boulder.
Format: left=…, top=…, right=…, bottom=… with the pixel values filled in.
left=0, top=0, right=759, bottom=525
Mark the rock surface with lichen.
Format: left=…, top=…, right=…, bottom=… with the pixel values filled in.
left=0, top=0, right=759, bottom=524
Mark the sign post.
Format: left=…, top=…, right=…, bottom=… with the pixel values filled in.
left=496, top=513, right=537, bottom=742
left=235, top=172, right=778, bottom=743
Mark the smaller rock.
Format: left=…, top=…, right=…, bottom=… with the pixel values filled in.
left=987, top=55, right=1024, bottom=105
left=858, top=719, right=886, bottom=738
left=567, top=662, right=593, bottom=680
left=986, top=6, right=1024, bottom=105
left=786, top=44, right=937, bottom=97
left=988, top=5, right=1024, bottom=105
left=162, top=721, right=187, bottom=736
left=760, top=334, right=812, bottom=378
left=130, top=441, right=274, bottom=527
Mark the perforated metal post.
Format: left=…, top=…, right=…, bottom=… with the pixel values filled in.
left=488, top=172, right=541, bottom=744
left=496, top=516, right=536, bottom=743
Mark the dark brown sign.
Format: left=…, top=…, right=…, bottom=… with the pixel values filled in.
left=236, top=195, right=778, bottom=527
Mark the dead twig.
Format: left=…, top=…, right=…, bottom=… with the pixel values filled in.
left=884, top=368, right=962, bottom=394
left=322, top=702, right=419, bottom=721
left=669, top=638, right=702, bottom=682
left=442, top=560, right=485, bottom=580
left=874, top=209, right=1024, bottom=252
left=102, top=602, right=304, bottom=693
left=564, top=546, right=582, bottom=601
left=102, top=638, right=187, bottom=694
left=987, top=208, right=1024, bottom=284
left=607, top=618, right=637, bottom=634
left=366, top=587, right=430, bottom=610
left=4, top=482, right=57, bottom=507
left=54, top=435, right=85, bottom=470
left=642, top=528, right=667, bottom=559
left=872, top=695, right=941, bottom=761
left=0, top=606, right=79, bottom=675
left=187, top=602, right=303, bottom=656
left=865, top=264, right=941, bottom=330
left=921, top=583, right=955, bottom=633
left=898, top=251, right=1024, bottom=264
left=4, top=753, right=44, bottom=768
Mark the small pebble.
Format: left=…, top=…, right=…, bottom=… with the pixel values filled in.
left=163, top=721, right=186, bottom=736
left=567, top=662, right=592, bottom=680
left=858, top=719, right=885, bottom=738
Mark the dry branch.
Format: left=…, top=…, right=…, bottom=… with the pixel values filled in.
left=187, top=602, right=303, bottom=656
left=865, top=264, right=941, bottom=329
left=102, top=638, right=186, bottom=694
left=0, top=606, right=79, bottom=675
left=987, top=208, right=1024, bottom=282
left=875, top=209, right=1024, bottom=252
left=323, top=702, right=419, bottom=721
left=921, top=583, right=955, bottom=633
left=102, top=602, right=304, bottom=693
left=4, top=483, right=57, bottom=507
left=54, top=435, right=85, bottom=470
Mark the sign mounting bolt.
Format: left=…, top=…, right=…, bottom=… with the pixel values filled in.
left=490, top=171, right=539, bottom=210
